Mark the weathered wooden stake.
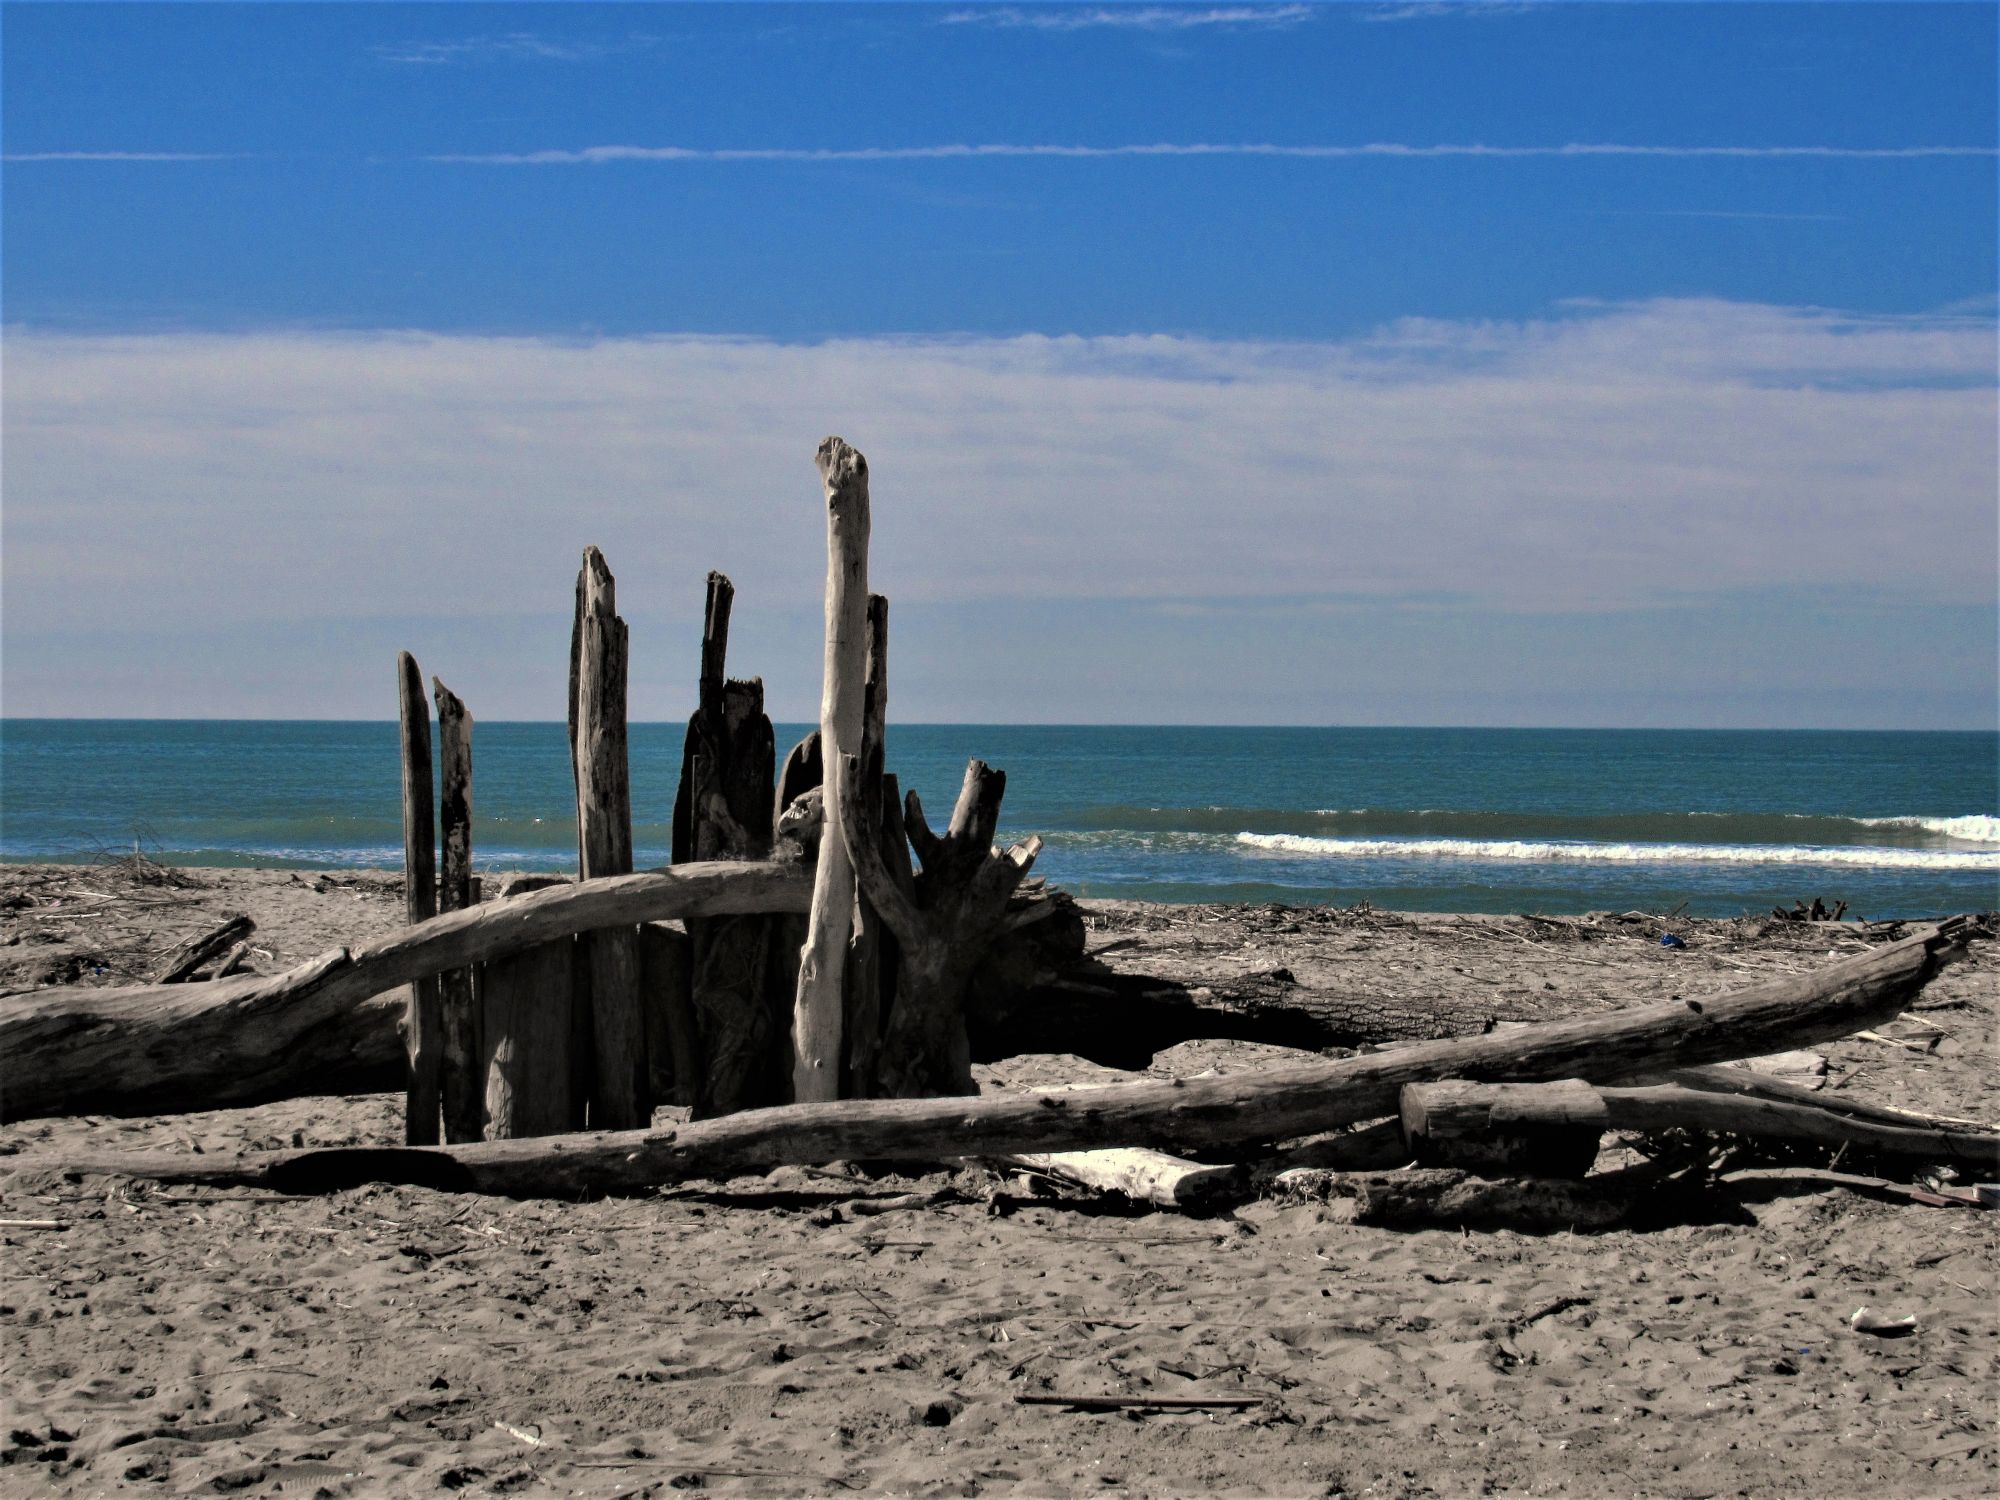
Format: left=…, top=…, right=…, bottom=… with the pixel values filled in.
left=432, top=676, right=480, bottom=1144
left=480, top=940, right=573, bottom=1139
left=396, top=650, right=442, bottom=1145
left=843, top=594, right=891, bottom=1097
left=570, top=546, right=647, bottom=1129
left=672, top=572, right=780, bottom=1115
left=793, top=438, right=871, bottom=1102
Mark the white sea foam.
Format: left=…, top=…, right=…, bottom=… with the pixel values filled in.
left=1235, top=832, right=2000, bottom=870
left=1854, top=814, right=2000, bottom=844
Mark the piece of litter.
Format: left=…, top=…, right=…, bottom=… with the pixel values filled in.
left=494, top=1420, right=545, bottom=1447
left=1849, top=1307, right=1918, bottom=1337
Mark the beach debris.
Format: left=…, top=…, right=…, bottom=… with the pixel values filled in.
left=1660, top=932, right=1687, bottom=949
left=493, top=1419, right=547, bottom=1447
left=1849, top=1306, right=1919, bottom=1337
left=1774, top=897, right=1850, bottom=923
left=432, top=674, right=479, bottom=1145
left=0, top=922, right=1967, bottom=1196
left=0, top=1218, right=68, bottom=1231
left=151, top=912, right=254, bottom=983
left=993, top=1148, right=1243, bottom=1211
left=1015, top=1393, right=1268, bottom=1412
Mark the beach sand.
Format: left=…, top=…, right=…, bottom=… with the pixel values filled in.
left=2, top=864, right=1994, bottom=1497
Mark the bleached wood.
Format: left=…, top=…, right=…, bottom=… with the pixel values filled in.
left=0, top=863, right=813, bottom=1122
left=793, top=437, right=871, bottom=1102
left=1000, top=1148, right=1242, bottom=1209
left=570, top=546, right=646, bottom=1129
left=17, top=923, right=1954, bottom=1196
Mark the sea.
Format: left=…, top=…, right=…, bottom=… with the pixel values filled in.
left=1, top=721, right=1995, bottom=919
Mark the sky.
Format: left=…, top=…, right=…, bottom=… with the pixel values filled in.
left=3, top=0, right=1995, bottom=728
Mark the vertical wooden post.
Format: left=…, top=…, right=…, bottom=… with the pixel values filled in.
left=432, top=676, right=481, bottom=1144
left=843, top=594, right=890, bottom=1098
left=396, top=650, right=441, bottom=1145
left=672, top=570, right=779, bottom=1115
left=480, top=941, right=574, bottom=1138
left=793, top=437, right=871, bottom=1102
left=570, top=546, right=648, bottom=1129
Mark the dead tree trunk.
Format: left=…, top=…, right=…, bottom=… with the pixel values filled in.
left=17, top=923, right=1959, bottom=1198
left=570, top=546, right=646, bottom=1130
left=432, top=676, right=480, bottom=1144
left=840, top=752, right=1044, bottom=1097
left=672, top=572, right=780, bottom=1117
left=397, top=650, right=441, bottom=1145
left=794, top=437, right=871, bottom=1102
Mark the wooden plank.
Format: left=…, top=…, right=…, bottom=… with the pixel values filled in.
left=793, top=438, right=871, bottom=1102
left=433, top=676, right=480, bottom=1144
left=571, top=546, right=646, bottom=1129
left=396, top=650, right=441, bottom=1146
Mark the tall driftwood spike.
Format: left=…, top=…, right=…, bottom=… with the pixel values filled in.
left=794, top=438, right=871, bottom=1102
left=396, top=650, right=442, bottom=1145
left=432, top=676, right=480, bottom=1144
left=571, top=546, right=647, bottom=1130
left=844, top=594, right=891, bottom=1097
left=673, top=570, right=778, bottom=1116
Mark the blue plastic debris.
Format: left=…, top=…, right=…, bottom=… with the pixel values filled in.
left=1660, top=933, right=1687, bottom=949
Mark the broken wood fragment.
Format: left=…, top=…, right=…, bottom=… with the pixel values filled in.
left=153, top=914, right=255, bottom=984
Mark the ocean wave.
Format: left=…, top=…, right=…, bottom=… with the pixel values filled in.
left=1234, top=832, right=2000, bottom=871
left=1854, top=814, right=2000, bottom=845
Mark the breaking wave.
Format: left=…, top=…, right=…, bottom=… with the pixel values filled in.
left=1234, top=831, right=2000, bottom=871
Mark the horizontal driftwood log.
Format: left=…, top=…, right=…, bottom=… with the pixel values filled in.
left=0, top=924, right=1956, bottom=1195
left=0, top=864, right=814, bottom=1122
left=998, top=1148, right=1243, bottom=1210
left=1270, top=1166, right=1643, bottom=1231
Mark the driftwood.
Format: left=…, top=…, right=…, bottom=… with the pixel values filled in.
left=1271, top=1166, right=1641, bottom=1231
left=843, top=594, right=892, bottom=1098
left=570, top=546, right=645, bottom=1130
left=0, top=863, right=813, bottom=1122
left=152, top=914, right=255, bottom=984
left=1401, top=1077, right=2000, bottom=1175
left=480, top=939, right=574, bottom=1138
left=843, top=753, right=1044, bottom=1096
left=999, top=1149, right=1242, bottom=1210
left=1400, top=1079, right=1608, bottom=1178
left=794, top=437, right=872, bottom=1102
left=5, top=923, right=1955, bottom=1194
left=432, top=676, right=480, bottom=1144
left=396, top=650, right=442, bottom=1146
left=673, top=572, right=781, bottom=1116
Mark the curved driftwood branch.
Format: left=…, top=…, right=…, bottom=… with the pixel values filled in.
left=10, top=923, right=1955, bottom=1196
left=0, top=864, right=813, bottom=1122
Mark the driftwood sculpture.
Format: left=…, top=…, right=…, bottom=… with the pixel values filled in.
left=0, top=864, right=815, bottom=1122
left=7, top=923, right=1957, bottom=1196
left=841, top=751, right=1044, bottom=1097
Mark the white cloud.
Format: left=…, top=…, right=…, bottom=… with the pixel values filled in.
left=429, top=140, right=1996, bottom=166
left=1, top=152, right=250, bottom=163
left=5, top=301, right=1990, bottom=668
left=373, top=32, right=653, bottom=65
left=939, top=5, right=1315, bottom=31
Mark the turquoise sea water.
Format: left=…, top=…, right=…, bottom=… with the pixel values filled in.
left=1, top=721, right=1994, bottom=917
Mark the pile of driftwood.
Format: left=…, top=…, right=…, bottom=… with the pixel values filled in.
left=0, top=435, right=1993, bottom=1226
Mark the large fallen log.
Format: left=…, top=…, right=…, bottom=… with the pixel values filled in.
left=2, top=923, right=1958, bottom=1194
left=1402, top=1077, right=2000, bottom=1175
left=0, top=863, right=814, bottom=1122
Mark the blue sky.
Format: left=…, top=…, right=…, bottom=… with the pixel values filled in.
left=4, top=2, right=1996, bottom=727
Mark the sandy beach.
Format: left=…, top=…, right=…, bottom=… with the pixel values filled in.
left=1, top=863, right=1994, bottom=1497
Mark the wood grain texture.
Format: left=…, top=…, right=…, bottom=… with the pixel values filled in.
left=794, top=437, right=871, bottom=1102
